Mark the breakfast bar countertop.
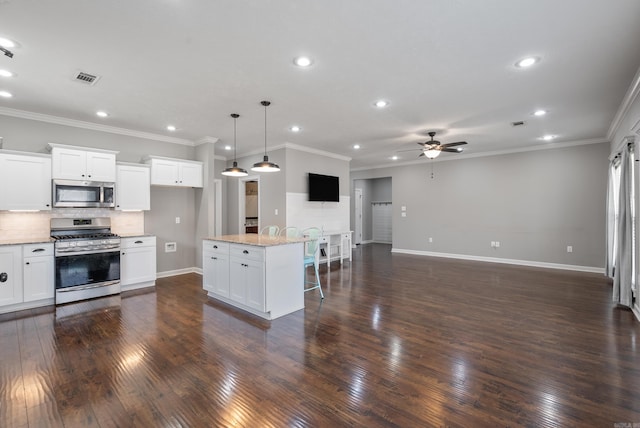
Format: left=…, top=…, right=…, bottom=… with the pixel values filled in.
left=204, top=234, right=308, bottom=247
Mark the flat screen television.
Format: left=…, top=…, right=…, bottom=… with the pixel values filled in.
left=308, top=173, right=340, bottom=202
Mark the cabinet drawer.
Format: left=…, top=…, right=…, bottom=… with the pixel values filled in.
left=230, top=244, right=264, bottom=262
left=22, top=243, right=54, bottom=257
left=203, top=241, right=229, bottom=254
left=121, top=236, right=156, bottom=248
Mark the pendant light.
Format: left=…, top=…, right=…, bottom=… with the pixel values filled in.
left=221, top=113, right=248, bottom=177
left=251, top=100, right=280, bottom=172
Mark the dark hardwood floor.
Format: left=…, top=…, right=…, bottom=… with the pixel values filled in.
left=1, top=243, right=639, bottom=427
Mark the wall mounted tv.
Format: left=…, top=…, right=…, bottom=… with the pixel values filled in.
left=308, top=173, right=340, bottom=202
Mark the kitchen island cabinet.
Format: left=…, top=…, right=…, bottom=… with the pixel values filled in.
left=202, top=235, right=305, bottom=320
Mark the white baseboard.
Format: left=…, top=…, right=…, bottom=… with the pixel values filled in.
left=156, top=267, right=200, bottom=279
left=390, top=248, right=604, bottom=274
left=360, top=240, right=374, bottom=245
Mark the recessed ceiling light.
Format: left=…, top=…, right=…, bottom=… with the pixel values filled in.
left=515, top=56, right=540, bottom=68
left=0, top=90, right=13, bottom=98
left=353, top=144, right=361, bottom=149
left=293, top=56, right=313, bottom=67
left=290, top=125, right=301, bottom=132
left=374, top=100, right=389, bottom=108
left=540, top=134, right=556, bottom=141
left=96, top=111, right=108, bottom=118
left=0, top=69, right=13, bottom=78
left=224, top=145, right=232, bottom=151
left=391, top=155, right=398, bottom=160
left=0, top=37, right=16, bottom=49
left=533, top=109, right=547, bottom=116
left=166, top=125, right=177, bottom=132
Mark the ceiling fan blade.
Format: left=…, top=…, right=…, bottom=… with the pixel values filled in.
left=418, top=152, right=425, bottom=157
left=441, top=148, right=463, bottom=153
left=441, top=141, right=467, bottom=148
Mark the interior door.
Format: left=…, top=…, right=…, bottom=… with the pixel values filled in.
left=355, top=188, right=363, bottom=245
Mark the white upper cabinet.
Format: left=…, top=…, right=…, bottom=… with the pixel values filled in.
left=0, top=151, right=52, bottom=211
left=49, top=143, right=118, bottom=182
left=116, top=163, right=151, bottom=211
left=144, top=156, right=203, bottom=188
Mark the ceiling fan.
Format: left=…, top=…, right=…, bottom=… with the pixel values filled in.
left=402, top=131, right=468, bottom=159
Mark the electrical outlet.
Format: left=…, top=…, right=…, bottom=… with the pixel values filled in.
left=491, top=241, right=496, bottom=248
left=275, top=209, right=278, bottom=215
left=175, top=217, right=181, bottom=224
left=495, top=241, right=500, bottom=248
left=165, top=242, right=177, bottom=253
left=567, top=245, right=573, bottom=253
left=401, top=212, right=407, bottom=217
left=428, top=237, right=433, bottom=243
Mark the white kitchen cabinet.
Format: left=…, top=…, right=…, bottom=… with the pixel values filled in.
left=0, top=246, right=23, bottom=307
left=49, top=144, right=117, bottom=182
left=22, top=243, right=54, bottom=303
left=144, top=156, right=203, bottom=187
left=202, top=237, right=304, bottom=320
left=0, top=151, right=52, bottom=211
left=203, top=241, right=230, bottom=298
left=229, top=244, right=265, bottom=311
left=120, top=236, right=156, bottom=291
left=116, top=163, right=151, bottom=211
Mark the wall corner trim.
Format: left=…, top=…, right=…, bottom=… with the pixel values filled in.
left=607, top=64, right=640, bottom=141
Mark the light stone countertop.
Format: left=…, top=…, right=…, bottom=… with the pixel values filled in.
left=204, top=234, right=308, bottom=247
left=119, top=233, right=156, bottom=238
left=0, top=237, right=54, bottom=246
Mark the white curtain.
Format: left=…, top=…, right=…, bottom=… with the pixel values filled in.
left=612, top=144, right=634, bottom=307
left=605, top=157, right=619, bottom=278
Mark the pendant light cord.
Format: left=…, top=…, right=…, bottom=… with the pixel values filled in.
left=264, top=102, right=267, bottom=155
left=234, top=116, right=237, bottom=161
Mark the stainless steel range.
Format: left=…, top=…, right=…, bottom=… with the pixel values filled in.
left=51, top=217, right=121, bottom=304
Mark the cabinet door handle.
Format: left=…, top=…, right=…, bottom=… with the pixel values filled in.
left=0, top=272, right=7, bottom=282
left=243, top=250, right=249, bottom=254
left=46, top=204, right=50, bottom=207
left=213, top=245, right=218, bottom=249
left=122, top=252, right=126, bottom=255
left=25, top=262, right=30, bottom=265
left=212, top=257, right=217, bottom=260
left=135, top=240, right=143, bottom=244
left=32, top=248, right=46, bottom=253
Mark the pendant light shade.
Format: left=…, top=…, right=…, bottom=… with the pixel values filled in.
left=251, top=100, right=280, bottom=172
left=222, top=113, right=248, bottom=177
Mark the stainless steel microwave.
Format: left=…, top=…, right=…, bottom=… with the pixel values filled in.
left=52, top=179, right=115, bottom=208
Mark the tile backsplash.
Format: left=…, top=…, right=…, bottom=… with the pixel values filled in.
left=0, top=209, right=144, bottom=240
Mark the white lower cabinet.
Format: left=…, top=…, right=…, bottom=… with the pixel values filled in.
left=0, top=243, right=55, bottom=313
left=120, top=236, right=156, bottom=291
left=203, top=241, right=230, bottom=298
left=0, top=246, right=23, bottom=307
left=202, top=239, right=304, bottom=320
left=23, top=243, right=54, bottom=302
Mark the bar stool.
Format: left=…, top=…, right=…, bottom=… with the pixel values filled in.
left=259, top=225, right=279, bottom=237
left=302, top=227, right=324, bottom=299
left=279, top=226, right=301, bottom=238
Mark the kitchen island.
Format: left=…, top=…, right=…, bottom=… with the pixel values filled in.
left=202, top=234, right=306, bottom=320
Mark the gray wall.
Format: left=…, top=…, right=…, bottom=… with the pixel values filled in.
left=352, top=142, right=609, bottom=268
left=285, top=148, right=351, bottom=196
left=0, top=114, right=200, bottom=273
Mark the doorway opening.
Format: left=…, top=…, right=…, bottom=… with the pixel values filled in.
left=238, top=176, right=260, bottom=234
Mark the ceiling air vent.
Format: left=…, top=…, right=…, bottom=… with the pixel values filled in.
left=511, top=120, right=526, bottom=127
left=74, top=72, right=100, bottom=85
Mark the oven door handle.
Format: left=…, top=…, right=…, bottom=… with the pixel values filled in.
left=55, top=246, right=120, bottom=256
left=56, top=280, right=120, bottom=292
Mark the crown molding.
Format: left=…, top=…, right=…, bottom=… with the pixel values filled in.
left=196, top=136, right=219, bottom=145
left=0, top=106, right=196, bottom=146
left=607, top=64, right=640, bottom=141
left=350, top=137, right=607, bottom=172
left=283, top=142, right=352, bottom=161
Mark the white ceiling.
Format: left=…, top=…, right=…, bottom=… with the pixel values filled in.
left=1, top=0, right=640, bottom=169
